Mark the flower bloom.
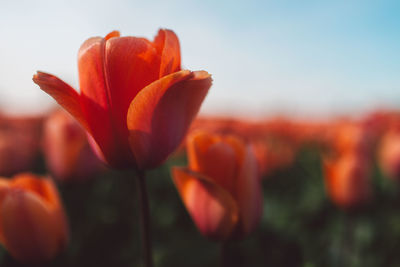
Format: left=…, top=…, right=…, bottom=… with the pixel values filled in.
left=43, top=110, right=102, bottom=182
left=378, top=128, right=400, bottom=181
left=172, top=131, right=263, bottom=241
left=324, top=154, right=371, bottom=209
left=323, top=122, right=373, bottom=209
left=0, top=173, right=68, bottom=263
left=33, top=29, right=212, bottom=170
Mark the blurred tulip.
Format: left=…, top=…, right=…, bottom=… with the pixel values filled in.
left=378, top=129, right=400, bottom=181
left=34, top=29, right=211, bottom=170
left=331, top=121, right=373, bottom=156
left=0, top=115, right=43, bottom=176
left=324, top=154, right=371, bottom=209
left=188, top=116, right=336, bottom=177
left=323, top=122, right=373, bottom=209
left=251, top=139, right=296, bottom=177
left=0, top=173, right=68, bottom=263
left=43, top=110, right=102, bottom=182
left=172, top=131, right=262, bottom=241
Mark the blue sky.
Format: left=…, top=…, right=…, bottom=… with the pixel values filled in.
left=0, top=0, right=399, bottom=117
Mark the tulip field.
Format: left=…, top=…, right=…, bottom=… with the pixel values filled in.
left=0, top=12, right=398, bottom=265
left=1, top=110, right=400, bottom=266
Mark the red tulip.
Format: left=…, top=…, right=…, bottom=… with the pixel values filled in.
left=0, top=173, right=69, bottom=263
left=43, top=110, right=102, bottom=182
left=172, top=131, right=262, bottom=241
left=33, top=29, right=211, bottom=170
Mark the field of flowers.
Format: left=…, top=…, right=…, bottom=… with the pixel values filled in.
left=1, top=110, right=400, bottom=266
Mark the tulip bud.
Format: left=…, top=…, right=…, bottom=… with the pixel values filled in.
left=172, top=131, right=262, bottom=241
left=0, top=173, right=68, bottom=263
left=43, top=110, right=102, bottom=182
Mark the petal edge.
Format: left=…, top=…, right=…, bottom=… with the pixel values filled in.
left=33, top=72, right=89, bottom=133
left=128, top=70, right=212, bottom=170
left=172, top=167, right=238, bottom=241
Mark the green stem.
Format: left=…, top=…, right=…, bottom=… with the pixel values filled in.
left=338, top=212, right=354, bottom=267
left=137, top=171, right=153, bottom=267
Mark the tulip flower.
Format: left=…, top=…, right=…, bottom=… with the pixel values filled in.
left=0, top=115, right=43, bottom=176
left=33, top=29, right=211, bottom=170
left=332, top=122, right=373, bottom=156
left=43, top=110, right=102, bottom=182
left=0, top=173, right=68, bottom=263
left=324, top=154, right=371, bottom=209
left=172, top=131, right=263, bottom=241
left=323, top=122, right=373, bottom=209
left=378, top=129, right=400, bottom=181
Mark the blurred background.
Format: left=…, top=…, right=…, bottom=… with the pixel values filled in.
left=1, top=0, right=400, bottom=266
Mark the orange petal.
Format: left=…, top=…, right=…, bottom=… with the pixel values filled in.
left=153, top=29, right=181, bottom=78
left=32, top=72, right=89, bottom=133
left=11, top=174, right=62, bottom=210
left=201, top=142, right=237, bottom=194
left=186, top=131, right=219, bottom=172
left=127, top=70, right=212, bottom=170
left=105, top=30, right=120, bottom=40
left=105, top=36, right=160, bottom=130
left=223, top=135, right=247, bottom=171
left=98, top=36, right=162, bottom=167
left=234, top=145, right=263, bottom=238
left=172, top=167, right=239, bottom=241
left=78, top=37, right=134, bottom=168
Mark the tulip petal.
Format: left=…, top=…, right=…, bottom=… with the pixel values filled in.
left=32, top=72, right=89, bottom=132
left=172, top=167, right=239, bottom=241
left=234, top=145, right=263, bottom=238
left=105, top=30, right=120, bottom=40
left=78, top=37, right=134, bottom=168
left=186, top=131, right=219, bottom=172
left=187, top=132, right=248, bottom=195
left=105, top=35, right=160, bottom=133
left=0, top=190, right=66, bottom=263
left=153, top=29, right=181, bottom=77
left=81, top=36, right=160, bottom=167
left=11, top=174, right=61, bottom=209
left=127, top=70, right=212, bottom=169
left=223, top=135, right=246, bottom=171
left=201, top=142, right=237, bottom=193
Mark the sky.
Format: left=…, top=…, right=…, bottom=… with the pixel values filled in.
left=0, top=0, right=399, bottom=117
